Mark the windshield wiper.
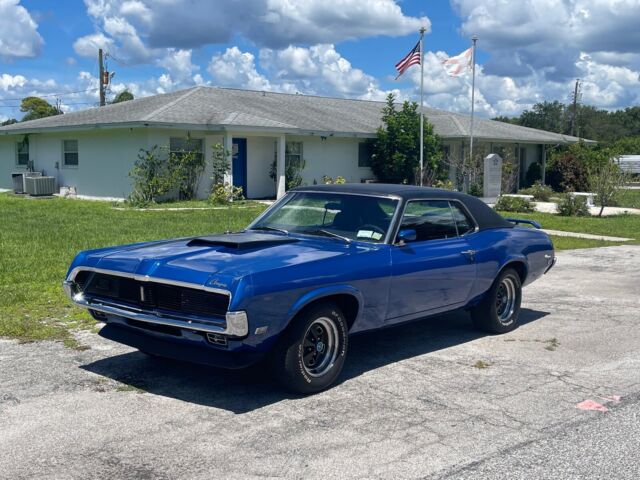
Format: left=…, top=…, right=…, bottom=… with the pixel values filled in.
left=305, top=229, right=352, bottom=243
left=249, top=225, right=289, bottom=235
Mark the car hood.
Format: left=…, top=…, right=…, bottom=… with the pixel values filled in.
left=72, top=231, right=351, bottom=293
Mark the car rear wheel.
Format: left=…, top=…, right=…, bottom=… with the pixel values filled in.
left=269, top=303, right=348, bottom=394
left=471, top=267, right=522, bottom=334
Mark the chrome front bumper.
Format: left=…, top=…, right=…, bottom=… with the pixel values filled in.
left=63, top=280, right=249, bottom=337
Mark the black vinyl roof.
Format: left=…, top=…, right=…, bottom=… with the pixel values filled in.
left=292, top=183, right=514, bottom=231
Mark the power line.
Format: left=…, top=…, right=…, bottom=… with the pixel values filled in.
left=0, top=102, right=96, bottom=108
left=0, top=87, right=99, bottom=102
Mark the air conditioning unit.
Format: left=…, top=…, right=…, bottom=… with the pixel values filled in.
left=25, top=176, right=56, bottom=196
left=11, top=171, right=42, bottom=194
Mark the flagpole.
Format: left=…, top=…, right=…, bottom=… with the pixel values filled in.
left=419, top=27, right=425, bottom=186
left=469, top=35, right=478, bottom=182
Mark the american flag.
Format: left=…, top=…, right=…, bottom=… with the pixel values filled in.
left=395, top=41, right=421, bottom=79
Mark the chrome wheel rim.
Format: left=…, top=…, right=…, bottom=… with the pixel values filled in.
left=302, top=317, right=339, bottom=377
left=496, top=277, right=516, bottom=324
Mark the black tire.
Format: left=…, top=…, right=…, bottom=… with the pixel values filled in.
left=471, top=267, right=522, bottom=334
left=269, top=303, right=348, bottom=394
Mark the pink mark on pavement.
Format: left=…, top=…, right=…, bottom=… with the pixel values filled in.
left=599, top=395, right=621, bottom=404
left=576, top=400, right=609, bottom=412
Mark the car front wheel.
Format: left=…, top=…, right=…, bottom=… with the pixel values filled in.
left=471, top=267, right=522, bottom=334
left=270, top=303, right=348, bottom=394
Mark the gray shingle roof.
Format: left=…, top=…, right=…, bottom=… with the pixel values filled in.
left=0, top=86, right=589, bottom=144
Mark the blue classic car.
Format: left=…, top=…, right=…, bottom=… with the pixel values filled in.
left=64, top=184, right=555, bottom=393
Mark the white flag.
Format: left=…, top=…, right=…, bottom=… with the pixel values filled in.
left=441, top=48, right=473, bottom=77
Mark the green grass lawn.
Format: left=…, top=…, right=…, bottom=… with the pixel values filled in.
left=0, top=193, right=266, bottom=347
left=498, top=210, right=640, bottom=247
left=616, top=189, right=640, bottom=209
left=118, top=199, right=267, bottom=209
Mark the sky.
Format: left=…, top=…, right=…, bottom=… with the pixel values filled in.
left=1, top=0, right=639, bottom=122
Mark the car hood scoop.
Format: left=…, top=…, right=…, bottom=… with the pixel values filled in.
left=187, top=232, right=299, bottom=250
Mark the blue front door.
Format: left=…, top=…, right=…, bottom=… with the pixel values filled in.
left=232, top=138, right=247, bottom=197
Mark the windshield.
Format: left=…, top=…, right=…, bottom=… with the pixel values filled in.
left=250, top=192, right=399, bottom=243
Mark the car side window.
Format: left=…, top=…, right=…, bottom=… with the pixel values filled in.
left=450, top=202, right=475, bottom=235
left=400, top=200, right=458, bottom=241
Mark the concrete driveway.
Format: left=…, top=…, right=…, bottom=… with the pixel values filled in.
left=1, top=246, right=639, bottom=479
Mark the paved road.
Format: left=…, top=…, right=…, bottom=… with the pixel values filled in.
left=1, top=246, right=639, bottom=479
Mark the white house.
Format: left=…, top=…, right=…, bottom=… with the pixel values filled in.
left=0, top=86, right=586, bottom=200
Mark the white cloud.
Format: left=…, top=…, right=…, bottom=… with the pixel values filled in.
left=260, top=44, right=371, bottom=96
left=250, top=0, right=430, bottom=48
left=158, top=48, right=197, bottom=82
left=208, top=47, right=273, bottom=91
left=73, top=32, right=115, bottom=57
left=79, top=0, right=428, bottom=57
left=0, top=0, right=44, bottom=59
left=0, top=73, right=27, bottom=91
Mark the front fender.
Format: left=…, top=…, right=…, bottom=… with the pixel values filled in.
left=287, top=284, right=364, bottom=326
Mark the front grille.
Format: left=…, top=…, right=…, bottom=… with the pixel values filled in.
left=79, top=272, right=230, bottom=318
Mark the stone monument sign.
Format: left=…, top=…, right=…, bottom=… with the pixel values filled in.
left=483, top=153, right=502, bottom=199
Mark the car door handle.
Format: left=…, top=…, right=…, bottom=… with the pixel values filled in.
left=461, top=249, right=477, bottom=261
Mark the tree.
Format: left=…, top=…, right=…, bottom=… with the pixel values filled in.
left=111, top=90, right=134, bottom=104
left=370, top=93, right=442, bottom=185
left=518, top=101, right=566, bottom=133
left=20, top=96, right=62, bottom=122
left=588, top=154, right=628, bottom=217
left=612, top=136, right=640, bottom=155
left=493, top=101, right=640, bottom=145
left=2, top=118, right=18, bottom=126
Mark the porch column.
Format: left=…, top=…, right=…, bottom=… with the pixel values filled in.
left=223, top=131, right=233, bottom=186
left=541, top=144, right=546, bottom=185
left=276, top=134, right=286, bottom=199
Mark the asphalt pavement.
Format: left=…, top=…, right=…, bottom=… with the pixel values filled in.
left=1, top=245, right=639, bottom=479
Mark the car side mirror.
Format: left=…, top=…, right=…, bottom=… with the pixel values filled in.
left=396, top=228, right=417, bottom=245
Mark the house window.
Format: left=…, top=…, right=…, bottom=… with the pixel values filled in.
left=169, top=137, right=203, bottom=161
left=15, top=141, right=29, bottom=167
left=358, top=142, right=373, bottom=168
left=273, top=141, right=304, bottom=168
left=63, top=140, right=79, bottom=167
left=285, top=141, right=303, bottom=167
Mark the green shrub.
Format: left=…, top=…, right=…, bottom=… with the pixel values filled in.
left=557, top=194, right=590, bottom=216
left=494, top=195, right=535, bottom=213
left=209, top=183, right=244, bottom=205
left=468, top=183, right=483, bottom=197
left=168, top=147, right=205, bottom=200
left=321, top=175, right=346, bottom=184
left=433, top=179, right=455, bottom=190
left=547, top=150, right=589, bottom=192
left=128, top=146, right=172, bottom=207
left=269, top=158, right=306, bottom=190
left=525, top=162, right=542, bottom=187
left=519, top=181, right=553, bottom=201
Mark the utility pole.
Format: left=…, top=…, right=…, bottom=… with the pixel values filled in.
left=570, top=78, right=581, bottom=137
left=99, top=48, right=106, bottom=106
